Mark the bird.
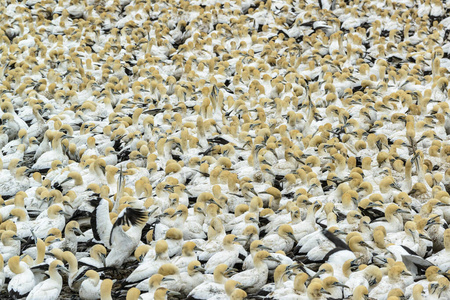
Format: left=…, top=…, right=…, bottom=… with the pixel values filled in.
left=205, top=234, right=242, bottom=274
left=230, top=250, right=277, bottom=293
left=105, top=207, right=148, bottom=268
left=171, top=241, right=201, bottom=272
left=261, top=224, right=298, bottom=253
left=126, top=240, right=170, bottom=289
left=1, top=230, right=25, bottom=262
left=26, top=260, right=69, bottom=300
left=427, top=228, right=450, bottom=270
left=78, top=270, right=102, bottom=300
left=78, top=244, right=107, bottom=269
left=7, top=255, right=35, bottom=299
left=31, top=205, right=70, bottom=239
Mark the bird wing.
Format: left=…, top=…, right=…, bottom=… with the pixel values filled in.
left=27, top=281, right=60, bottom=300
left=231, top=270, right=259, bottom=288
left=109, top=207, right=147, bottom=243
left=322, top=229, right=350, bottom=250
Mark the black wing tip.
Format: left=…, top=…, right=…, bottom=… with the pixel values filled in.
left=88, top=197, right=102, bottom=207
left=322, top=229, right=350, bottom=250
left=116, top=207, right=148, bottom=227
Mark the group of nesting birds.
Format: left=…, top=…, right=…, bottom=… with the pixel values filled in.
left=2, top=0, right=450, bottom=299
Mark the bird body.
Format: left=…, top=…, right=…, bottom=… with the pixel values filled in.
left=26, top=260, right=68, bottom=300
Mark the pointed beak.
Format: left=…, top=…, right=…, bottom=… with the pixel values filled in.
left=61, top=177, right=72, bottom=184
left=60, top=211, right=71, bottom=217
left=194, top=265, right=206, bottom=273
left=334, top=282, right=350, bottom=289
left=148, top=207, right=159, bottom=217
left=234, top=237, right=248, bottom=242
left=287, top=232, right=298, bottom=243
left=224, top=267, right=238, bottom=276
left=56, top=265, right=70, bottom=274
left=76, top=274, right=88, bottom=282
left=63, top=201, right=73, bottom=209
left=402, top=270, right=412, bottom=276
left=73, top=227, right=84, bottom=236
left=419, top=233, right=432, bottom=241
left=265, top=255, right=281, bottom=263
left=12, top=235, right=27, bottom=243
left=426, top=216, right=439, bottom=226
left=334, top=229, right=346, bottom=235
left=194, top=245, right=204, bottom=251
left=162, top=277, right=175, bottom=282
left=166, top=290, right=181, bottom=297
left=257, top=244, right=272, bottom=251
left=100, top=253, right=106, bottom=266
left=360, top=241, right=374, bottom=250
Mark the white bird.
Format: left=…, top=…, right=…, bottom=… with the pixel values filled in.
left=261, top=224, right=298, bottom=253
left=32, top=131, right=68, bottom=170
left=369, top=204, right=409, bottom=233
left=26, top=260, right=69, bottom=300
left=1, top=230, right=24, bottom=262
left=369, top=264, right=413, bottom=300
left=79, top=244, right=107, bottom=269
left=171, top=241, right=201, bottom=272
left=205, top=234, right=241, bottom=274
left=426, top=228, right=450, bottom=270
left=105, top=207, right=148, bottom=268
left=164, top=228, right=184, bottom=258
left=128, top=240, right=170, bottom=290
left=32, top=205, right=70, bottom=239
left=187, top=264, right=235, bottom=299
left=139, top=274, right=169, bottom=300
left=78, top=270, right=102, bottom=300
left=230, top=251, right=276, bottom=293
left=88, top=198, right=113, bottom=248
left=8, top=256, right=36, bottom=299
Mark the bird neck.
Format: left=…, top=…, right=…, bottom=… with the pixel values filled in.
left=213, top=272, right=227, bottom=284
left=253, top=258, right=267, bottom=269
left=306, top=206, right=317, bottom=222
left=33, top=109, right=46, bottom=124
left=91, top=275, right=100, bottom=286
left=36, top=241, right=45, bottom=265
left=66, top=256, right=78, bottom=275
left=49, top=266, right=63, bottom=285
left=10, top=261, right=25, bottom=274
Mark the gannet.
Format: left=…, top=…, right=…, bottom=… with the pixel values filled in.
left=127, top=240, right=170, bottom=289
left=79, top=244, right=107, bottom=269
left=171, top=241, right=201, bottom=272
left=427, top=228, right=450, bottom=270
left=261, top=224, right=297, bottom=253
left=32, top=205, right=70, bottom=239
left=230, top=251, right=277, bottom=293
left=187, top=264, right=234, bottom=299
left=105, top=207, right=148, bottom=267
left=205, top=234, right=241, bottom=274
left=79, top=270, right=102, bottom=300
left=1, top=230, right=24, bottom=262
left=26, top=260, right=69, bottom=300
left=8, top=256, right=35, bottom=299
